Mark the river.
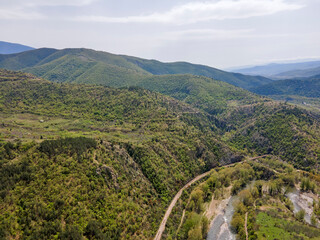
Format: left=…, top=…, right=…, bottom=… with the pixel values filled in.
left=286, top=188, right=314, bottom=224
left=206, top=195, right=238, bottom=240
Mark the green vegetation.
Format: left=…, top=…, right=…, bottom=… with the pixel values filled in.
left=121, top=56, right=272, bottom=89
left=0, top=47, right=272, bottom=89
left=250, top=75, right=320, bottom=114
left=0, top=66, right=320, bottom=240
left=0, top=138, right=164, bottom=239
left=251, top=75, right=320, bottom=98
left=134, top=74, right=260, bottom=115
left=224, top=103, right=320, bottom=170
left=256, top=211, right=320, bottom=240
left=172, top=162, right=255, bottom=240
left=0, top=69, right=240, bottom=239
left=170, top=157, right=320, bottom=240
left=232, top=158, right=320, bottom=240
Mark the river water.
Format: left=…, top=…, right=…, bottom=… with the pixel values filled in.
left=206, top=196, right=238, bottom=240
left=286, top=188, right=314, bottom=224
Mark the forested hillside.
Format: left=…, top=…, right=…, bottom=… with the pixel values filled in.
left=251, top=75, right=320, bottom=98
left=0, top=48, right=272, bottom=89
left=0, top=69, right=239, bottom=239
left=1, top=69, right=320, bottom=239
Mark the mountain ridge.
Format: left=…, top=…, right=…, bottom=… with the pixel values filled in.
left=0, top=41, right=35, bottom=54
left=0, top=47, right=272, bottom=89
left=232, top=60, right=320, bottom=78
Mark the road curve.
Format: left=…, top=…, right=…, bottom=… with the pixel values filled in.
left=154, top=170, right=213, bottom=240
left=154, top=155, right=269, bottom=240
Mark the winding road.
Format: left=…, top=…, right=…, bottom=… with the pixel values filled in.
left=154, top=155, right=269, bottom=240
left=154, top=170, right=214, bottom=240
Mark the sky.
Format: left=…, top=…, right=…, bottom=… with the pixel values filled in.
left=0, top=0, right=319, bottom=69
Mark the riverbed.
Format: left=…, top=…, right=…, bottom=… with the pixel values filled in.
left=286, top=188, right=315, bottom=224
left=206, top=195, right=238, bottom=240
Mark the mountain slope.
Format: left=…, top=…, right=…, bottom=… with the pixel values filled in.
left=133, top=74, right=261, bottom=115
left=0, top=69, right=239, bottom=239
left=0, top=48, right=272, bottom=89
left=1, top=69, right=320, bottom=239
left=0, top=41, right=35, bottom=54
left=232, top=60, right=320, bottom=77
left=1, top=68, right=319, bottom=170
left=122, top=56, right=272, bottom=89
left=250, top=75, right=320, bottom=98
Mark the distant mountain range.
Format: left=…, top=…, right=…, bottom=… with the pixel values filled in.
left=273, top=66, right=320, bottom=79
left=232, top=60, right=320, bottom=79
left=251, top=74, right=320, bottom=98
left=0, top=41, right=34, bottom=54
left=0, top=47, right=272, bottom=90
left=2, top=42, right=320, bottom=110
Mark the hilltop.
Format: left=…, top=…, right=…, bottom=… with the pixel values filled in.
left=0, top=48, right=272, bottom=89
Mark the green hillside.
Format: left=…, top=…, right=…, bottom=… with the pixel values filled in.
left=251, top=75, right=320, bottom=98
left=134, top=74, right=261, bottom=115
left=130, top=74, right=320, bottom=170
left=0, top=48, right=57, bottom=70
left=0, top=48, right=272, bottom=89
left=121, top=56, right=272, bottom=89
left=222, top=103, right=320, bottom=169
left=0, top=69, right=239, bottom=239
left=24, top=55, right=148, bottom=86
left=1, top=69, right=319, bottom=169
left=1, top=69, right=320, bottom=240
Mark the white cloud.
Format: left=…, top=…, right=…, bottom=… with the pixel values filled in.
left=163, top=28, right=255, bottom=41
left=25, top=0, right=97, bottom=7
left=0, top=0, right=97, bottom=20
left=74, top=0, right=304, bottom=24
left=0, top=8, right=44, bottom=20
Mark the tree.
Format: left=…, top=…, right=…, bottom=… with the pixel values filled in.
left=311, top=214, right=318, bottom=226
left=296, top=209, right=305, bottom=222
left=188, top=227, right=202, bottom=240
left=201, top=217, right=209, bottom=238
left=191, top=189, right=204, bottom=213
left=231, top=214, right=244, bottom=233
left=239, top=189, right=254, bottom=207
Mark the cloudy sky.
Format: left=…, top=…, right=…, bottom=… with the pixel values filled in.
left=0, top=0, right=319, bottom=68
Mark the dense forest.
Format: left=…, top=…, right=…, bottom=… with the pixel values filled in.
left=0, top=68, right=320, bottom=240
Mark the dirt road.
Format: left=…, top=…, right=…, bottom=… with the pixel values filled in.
left=245, top=212, right=248, bottom=240
left=154, top=170, right=214, bottom=240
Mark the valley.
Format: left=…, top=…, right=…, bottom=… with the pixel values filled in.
left=1, top=0, right=320, bottom=238
left=0, top=53, right=320, bottom=240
